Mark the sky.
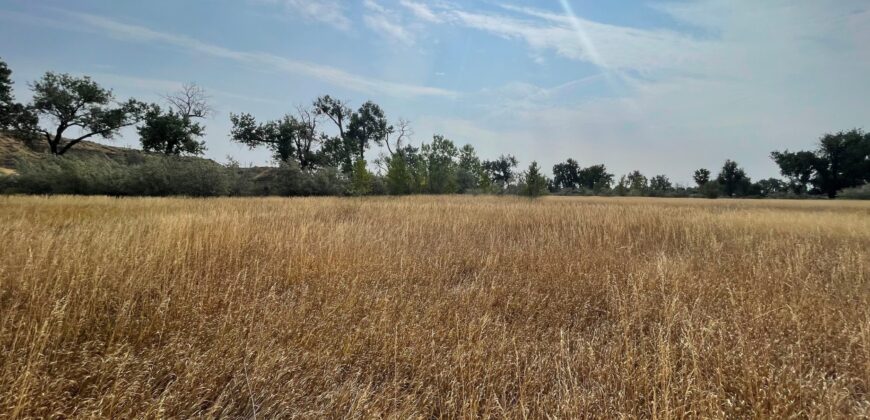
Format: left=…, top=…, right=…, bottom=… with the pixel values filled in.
left=0, top=0, right=868, bottom=183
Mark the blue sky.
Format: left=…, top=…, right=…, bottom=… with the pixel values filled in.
left=1, top=0, right=868, bottom=183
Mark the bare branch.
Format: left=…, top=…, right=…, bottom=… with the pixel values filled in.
left=163, top=82, right=213, bottom=119
left=386, top=118, right=413, bottom=155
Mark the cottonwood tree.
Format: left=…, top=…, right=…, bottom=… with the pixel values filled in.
left=483, top=155, right=518, bottom=191
left=29, top=72, right=146, bottom=155
left=0, top=59, right=36, bottom=134
left=770, top=150, right=817, bottom=194
left=649, top=174, right=673, bottom=195
left=772, top=130, right=870, bottom=198
left=139, top=83, right=212, bottom=156
left=314, top=95, right=355, bottom=172
left=230, top=113, right=297, bottom=165
left=754, top=178, right=787, bottom=196
left=552, top=158, right=580, bottom=190
left=578, top=164, right=613, bottom=192
left=422, top=134, right=458, bottom=194
left=693, top=168, right=711, bottom=187
left=717, top=159, right=751, bottom=197
left=230, top=105, right=324, bottom=169
left=138, top=106, right=206, bottom=155
left=348, top=101, right=389, bottom=159
left=813, top=129, right=870, bottom=198
left=626, top=170, right=648, bottom=192
left=383, top=118, right=412, bottom=156
left=315, top=96, right=391, bottom=173
left=456, top=144, right=486, bottom=193
left=163, top=83, right=213, bottom=119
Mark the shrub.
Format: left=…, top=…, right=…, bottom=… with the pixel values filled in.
left=838, top=184, right=870, bottom=200
left=1, top=157, right=127, bottom=195
left=700, top=182, right=721, bottom=199
left=123, top=156, right=231, bottom=196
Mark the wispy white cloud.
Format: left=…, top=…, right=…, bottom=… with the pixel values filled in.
left=49, top=10, right=455, bottom=98
left=263, top=0, right=352, bottom=31
left=399, top=0, right=442, bottom=23
left=398, top=2, right=703, bottom=72
left=363, top=0, right=415, bottom=46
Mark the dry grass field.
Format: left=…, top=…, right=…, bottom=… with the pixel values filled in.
left=0, top=195, right=868, bottom=418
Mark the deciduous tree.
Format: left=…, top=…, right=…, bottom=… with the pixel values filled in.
left=29, top=72, right=146, bottom=155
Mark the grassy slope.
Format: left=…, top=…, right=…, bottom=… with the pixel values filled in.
left=0, top=132, right=275, bottom=180
left=0, top=132, right=147, bottom=170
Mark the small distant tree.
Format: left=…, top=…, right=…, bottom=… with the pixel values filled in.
left=813, top=130, right=870, bottom=198
left=385, top=152, right=413, bottom=195
left=28, top=72, right=147, bottom=155
left=649, top=175, right=673, bottom=195
left=315, top=96, right=391, bottom=174
left=614, top=175, right=629, bottom=196
left=552, top=158, right=580, bottom=190
left=422, top=134, right=458, bottom=194
left=717, top=159, right=751, bottom=197
left=314, top=95, right=355, bottom=172
left=578, top=164, right=613, bottom=192
left=0, top=58, right=36, bottom=134
left=349, top=158, right=372, bottom=196
left=456, top=144, right=484, bottom=193
left=522, top=161, right=548, bottom=197
left=230, top=113, right=296, bottom=163
left=700, top=181, right=721, bottom=199
left=348, top=101, right=390, bottom=160
left=772, top=130, right=870, bottom=198
left=754, top=178, right=787, bottom=197
left=693, top=168, right=711, bottom=188
left=0, top=59, right=12, bottom=125
left=483, top=154, right=518, bottom=192
left=626, top=170, right=648, bottom=194
left=770, top=150, right=816, bottom=194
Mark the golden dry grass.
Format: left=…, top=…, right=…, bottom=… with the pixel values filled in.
left=0, top=195, right=868, bottom=418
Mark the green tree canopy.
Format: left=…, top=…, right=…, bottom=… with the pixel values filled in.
left=29, top=72, right=146, bottom=155
left=139, top=107, right=205, bottom=156
left=693, top=168, right=711, bottom=187
left=522, top=161, right=548, bottom=197
left=717, top=159, right=751, bottom=197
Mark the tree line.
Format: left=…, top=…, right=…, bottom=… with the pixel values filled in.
left=1, top=59, right=868, bottom=198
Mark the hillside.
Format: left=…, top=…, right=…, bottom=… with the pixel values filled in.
left=0, top=132, right=149, bottom=172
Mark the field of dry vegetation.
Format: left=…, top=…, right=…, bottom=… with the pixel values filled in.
left=0, top=195, right=868, bottom=418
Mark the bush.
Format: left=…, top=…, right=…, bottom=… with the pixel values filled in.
left=1, top=157, right=127, bottom=195
left=838, top=184, right=870, bottom=200
left=0, top=155, right=233, bottom=197
left=700, top=182, right=721, bottom=199
left=123, top=156, right=232, bottom=196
